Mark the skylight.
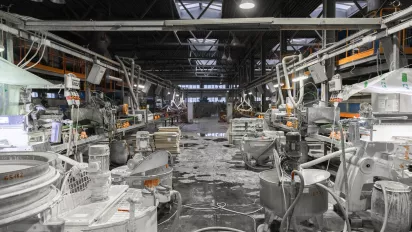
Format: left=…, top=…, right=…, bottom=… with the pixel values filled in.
left=178, top=1, right=222, bottom=19
left=310, top=1, right=367, bottom=18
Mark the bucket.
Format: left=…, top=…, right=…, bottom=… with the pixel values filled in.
left=371, top=181, right=412, bottom=232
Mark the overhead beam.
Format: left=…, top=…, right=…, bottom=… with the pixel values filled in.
left=19, top=17, right=382, bottom=31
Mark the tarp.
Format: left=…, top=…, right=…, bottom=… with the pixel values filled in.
left=0, top=57, right=54, bottom=86
left=342, top=68, right=412, bottom=100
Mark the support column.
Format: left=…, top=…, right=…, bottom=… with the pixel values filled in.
left=5, top=31, right=13, bottom=62
left=322, top=0, right=336, bottom=102
left=261, top=35, right=267, bottom=111
left=392, top=34, right=400, bottom=70
left=250, top=50, right=255, bottom=81
left=261, top=35, right=266, bottom=77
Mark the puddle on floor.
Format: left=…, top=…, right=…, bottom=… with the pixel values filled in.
left=180, top=143, right=199, bottom=148
left=198, top=133, right=226, bottom=137
left=213, top=138, right=228, bottom=142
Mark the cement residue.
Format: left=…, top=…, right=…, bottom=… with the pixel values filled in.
left=175, top=137, right=260, bottom=190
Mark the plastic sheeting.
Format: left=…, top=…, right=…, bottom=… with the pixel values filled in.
left=342, top=68, right=412, bottom=100
left=0, top=57, right=54, bottom=86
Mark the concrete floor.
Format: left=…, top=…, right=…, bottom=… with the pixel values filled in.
left=159, top=117, right=264, bottom=232
left=158, top=117, right=361, bottom=232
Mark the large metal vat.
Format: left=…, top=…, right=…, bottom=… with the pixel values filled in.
left=371, top=181, right=412, bottom=232
left=259, top=169, right=330, bottom=220
left=0, top=152, right=61, bottom=226
left=110, top=140, right=129, bottom=165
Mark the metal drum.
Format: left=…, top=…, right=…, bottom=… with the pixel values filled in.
left=110, top=140, right=129, bottom=166
left=371, top=181, right=412, bottom=232
left=259, top=169, right=330, bottom=220
left=0, top=152, right=61, bottom=225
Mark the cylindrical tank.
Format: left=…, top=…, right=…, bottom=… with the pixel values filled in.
left=371, top=181, right=412, bottom=232
left=259, top=169, right=330, bottom=221
left=110, top=140, right=129, bottom=165
left=285, top=132, right=301, bottom=158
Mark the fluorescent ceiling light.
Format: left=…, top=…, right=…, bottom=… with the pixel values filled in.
left=138, top=85, right=145, bottom=88
left=274, top=83, right=284, bottom=88
left=292, top=76, right=309, bottom=83
left=239, top=0, right=255, bottom=9
left=221, top=52, right=227, bottom=60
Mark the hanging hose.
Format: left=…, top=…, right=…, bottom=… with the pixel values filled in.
left=280, top=170, right=305, bottom=232
left=338, top=122, right=350, bottom=218
left=170, top=190, right=182, bottom=232
left=315, top=183, right=351, bottom=232
left=193, top=227, right=246, bottom=232
left=17, top=33, right=37, bottom=67
left=380, top=185, right=389, bottom=232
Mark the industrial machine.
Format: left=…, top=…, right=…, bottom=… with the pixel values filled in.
left=0, top=146, right=179, bottom=232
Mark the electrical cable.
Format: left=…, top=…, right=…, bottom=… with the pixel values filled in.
left=181, top=202, right=261, bottom=232
left=192, top=227, right=246, bottom=232
left=24, top=35, right=47, bottom=70
left=19, top=33, right=45, bottom=68
left=17, top=32, right=37, bottom=67
left=338, top=122, right=350, bottom=220
left=315, top=183, right=351, bottom=232
left=280, top=170, right=304, bottom=232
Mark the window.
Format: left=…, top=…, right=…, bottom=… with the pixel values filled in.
left=179, top=85, right=200, bottom=89
left=207, top=97, right=226, bottom=103
left=187, top=97, right=200, bottom=103
left=46, top=93, right=56, bottom=99
left=31, top=92, right=39, bottom=98
left=204, top=85, right=226, bottom=89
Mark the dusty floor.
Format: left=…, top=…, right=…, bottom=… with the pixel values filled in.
left=159, top=117, right=264, bottom=232
left=157, top=117, right=366, bottom=232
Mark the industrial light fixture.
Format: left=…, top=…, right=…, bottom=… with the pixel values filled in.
left=221, top=52, right=227, bottom=60
left=50, top=0, right=66, bottom=4
left=176, top=94, right=179, bottom=97
left=248, top=92, right=252, bottom=95
left=239, top=0, right=255, bottom=9
left=227, top=46, right=233, bottom=63
left=138, top=85, right=145, bottom=89
left=167, top=91, right=171, bottom=95
left=292, top=76, right=309, bottom=83
left=222, top=45, right=227, bottom=60
left=231, top=35, right=241, bottom=46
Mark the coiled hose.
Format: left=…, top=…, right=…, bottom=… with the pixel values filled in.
left=193, top=227, right=246, bottom=232
left=315, top=183, right=351, bottom=232
left=280, top=170, right=305, bottom=232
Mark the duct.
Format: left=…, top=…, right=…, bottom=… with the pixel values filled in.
left=282, top=55, right=301, bottom=108
left=275, top=64, right=284, bottom=106
left=107, top=75, right=123, bottom=82
left=115, top=56, right=139, bottom=110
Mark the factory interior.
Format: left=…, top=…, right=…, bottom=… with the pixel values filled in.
left=2, top=0, right=412, bottom=231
